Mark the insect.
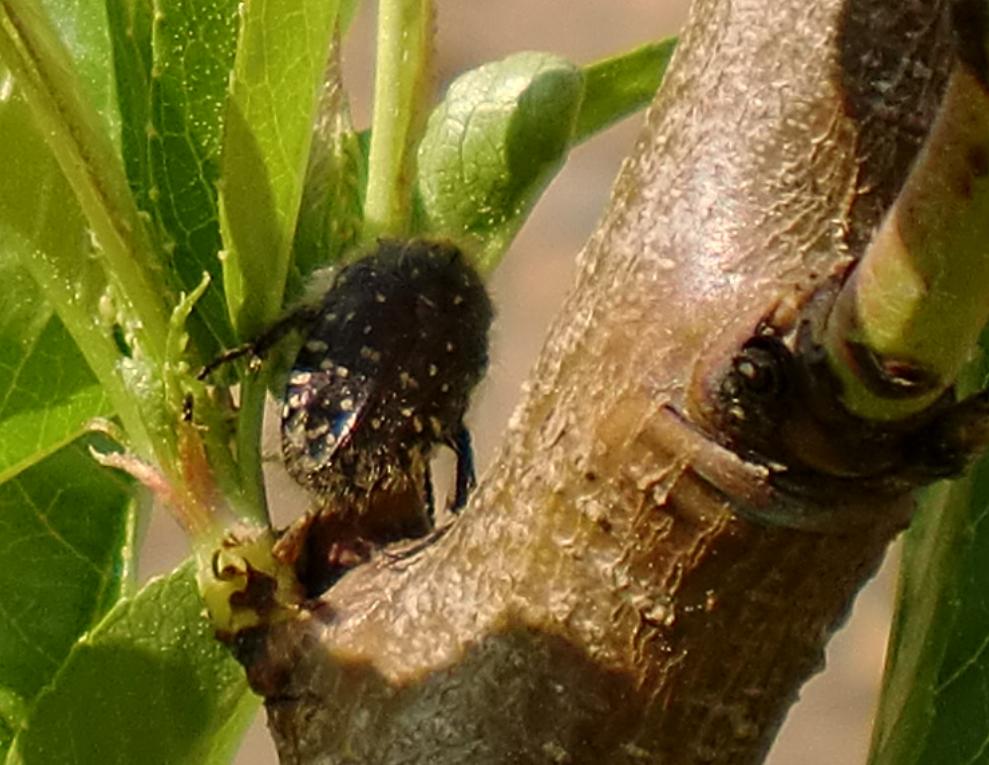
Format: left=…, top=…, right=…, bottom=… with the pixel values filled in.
left=202, top=238, right=493, bottom=538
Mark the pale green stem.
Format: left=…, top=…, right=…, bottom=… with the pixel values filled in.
left=235, top=375, right=271, bottom=525
left=363, top=0, right=435, bottom=239
left=823, top=64, right=989, bottom=421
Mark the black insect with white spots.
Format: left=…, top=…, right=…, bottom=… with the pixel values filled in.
left=200, top=239, right=492, bottom=589
left=279, top=239, right=493, bottom=520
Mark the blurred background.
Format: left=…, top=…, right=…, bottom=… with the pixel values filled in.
left=141, top=1, right=898, bottom=762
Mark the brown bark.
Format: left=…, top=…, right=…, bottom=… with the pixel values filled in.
left=241, top=0, right=961, bottom=762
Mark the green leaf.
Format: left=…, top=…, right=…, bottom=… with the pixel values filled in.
left=0, top=685, right=27, bottom=756
left=7, top=563, right=257, bottom=765
left=870, top=354, right=989, bottom=764
left=107, top=0, right=240, bottom=357
left=104, top=0, right=152, bottom=210
left=0, top=282, right=110, bottom=482
left=0, top=85, right=111, bottom=480
left=0, top=1, right=171, bottom=365
left=0, top=440, right=134, bottom=756
left=416, top=42, right=678, bottom=275
left=574, top=38, right=677, bottom=144
left=416, top=52, right=584, bottom=274
left=219, top=0, right=341, bottom=338
left=217, top=0, right=342, bottom=519
left=291, top=42, right=366, bottom=287
left=0, top=78, right=153, bottom=459
left=37, top=0, right=119, bottom=148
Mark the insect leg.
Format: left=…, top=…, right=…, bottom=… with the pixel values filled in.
left=422, top=461, right=436, bottom=526
left=197, top=305, right=323, bottom=380
left=449, top=422, right=476, bottom=513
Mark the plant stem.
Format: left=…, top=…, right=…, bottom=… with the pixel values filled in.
left=235, top=374, right=272, bottom=526
left=822, top=63, right=989, bottom=421
left=363, top=0, right=435, bottom=240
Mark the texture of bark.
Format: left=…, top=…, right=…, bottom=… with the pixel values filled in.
left=244, top=0, right=960, bottom=762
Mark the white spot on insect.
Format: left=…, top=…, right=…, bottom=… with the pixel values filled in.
left=340, top=398, right=355, bottom=412
left=430, top=416, right=443, bottom=436
left=441, top=383, right=450, bottom=393
left=320, top=358, right=335, bottom=370
left=288, top=393, right=303, bottom=408
left=413, top=416, right=424, bottom=433
left=400, top=407, right=414, bottom=418
left=371, top=417, right=382, bottom=430
left=453, top=294, right=464, bottom=305
left=360, top=346, right=382, bottom=363
left=336, top=365, right=350, bottom=378
left=281, top=404, right=291, bottom=418
left=375, top=292, right=387, bottom=303
left=290, top=371, right=312, bottom=385
left=446, top=342, right=455, bottom=352
left=285, top=426, right=306, bottom=449
left=345, top=311, right=356, bottom=322
left=399, top=371, right=418, bottom=389
left=429, top=364, right=438, bottom=377
left=306, top=339, right=328, bottom=353
left=363, top=324, right=373, bottom=335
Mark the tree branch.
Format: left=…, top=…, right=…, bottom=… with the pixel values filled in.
left=233, top=0, right=966, bottom=762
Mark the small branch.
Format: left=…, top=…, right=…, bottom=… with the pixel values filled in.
left=823, top=11, right=989, bottom=421
left=236, top=0, right=970, bottom=762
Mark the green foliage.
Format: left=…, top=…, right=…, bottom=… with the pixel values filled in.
left=0, top=0, right=675, bottom=758
left=0, top=1, right=170, bottom=367
left=416, top=41, right=676, bottom=274
left=870, top=346, right=989, bottom=765
left=0, top=441, right=134, bottom=760
left=218, top=0, right=342, bottom=339
left=6, top=564, right=257, bottom=765
left=107, top=0, right=240, bottom=357
left=575, top=39, right=676, bottom=143
left=0, top=253, right=109, bottom=483
left=417, top=52, right=583, bottom=274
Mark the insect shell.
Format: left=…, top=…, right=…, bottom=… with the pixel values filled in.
left=280, top=239, right=493, bottom=530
